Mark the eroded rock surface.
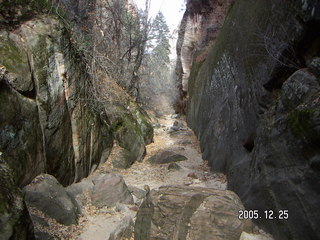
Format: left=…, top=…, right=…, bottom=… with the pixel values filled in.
left=0, top=16, right=113, bottom=186
left=134, top=185, right=253, bottom=240
left=184, top=0, right=320, bottom=239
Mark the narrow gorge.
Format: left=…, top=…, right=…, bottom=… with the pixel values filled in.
left=0, top=0, right=319, bottom=240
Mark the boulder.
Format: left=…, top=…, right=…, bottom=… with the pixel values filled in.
left=111, top=146, right=136, bottom=169
left=66, top=173, right=134, bottom=209
left=148, top=151, right=187, bottom=164
left=307, top=57, right=320, bottom=77
left=91, top=173, right=134, bottom=208
left=278, top=69, right=319, bottom=111
left=65, top=178, right=95, bottom=211
left=134, top=186, right=253, bottom=240
left=24, top=174, right=79, bottom=225
left=128, top=102, right=154, bottom=145
left=113, top=113, right=148, bottom=163
left=30, top=214, right=55, bottom=240
left=229, top=69, right=320, bottom=240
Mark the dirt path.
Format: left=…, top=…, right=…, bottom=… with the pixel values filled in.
left=99, top=114, right=227, bottom=190
left=35, top=114, right=272, bottom=240
left=75, top=115, right=227, bottom=239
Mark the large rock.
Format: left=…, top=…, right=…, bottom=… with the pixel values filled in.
left=230, top=69, right=320, bottom=240
left=111, top=146, right=136, bottom=169
left=184, top=0, right=320, bottom=239
left=0, top=155, right=34, bottom=240
left=66, top=173, right=134, bottom=209
left=24, top=174, right=79, bottom=226
left=134, top=186, right=253, bottom=240
left=112, top=113, right=148, bottom=164
left=148, top=150, right=188, bottom=164
left=91, top=173, right=134, bottom=208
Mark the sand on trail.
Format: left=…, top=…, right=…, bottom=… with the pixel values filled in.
left=97, top=114, right=228, bottom=190
left=75, top=115, right=227, bottom=240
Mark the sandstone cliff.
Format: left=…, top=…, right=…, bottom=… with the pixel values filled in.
left=182, top=0, right=320, bottom=239
left=175, top=0, right=233, bottom=113
left=0, top=1, right=153, bottom=238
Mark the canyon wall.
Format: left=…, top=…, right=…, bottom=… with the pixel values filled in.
left=182, top=0, right=320, bottom=239
left=0, top=15, right=113, bottom=187
left=0, top=1, right=153, bottom=238
left=175, top=0, right=233, bottom=113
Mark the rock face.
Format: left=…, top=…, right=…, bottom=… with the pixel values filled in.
left=175, top=0, right=234, bottom=113
left=134, top=186, right=253, bottom=240
left=0, top=1, right=153, bottom=238
left=0, top=15, right=113, bottom=186
left=0, top=155, right=34, bottom=240
left=24, top=174, right=79, bottom=226
left=0, top=2, right=153, bottom=188
left=183, top=0, right=320, bottom=239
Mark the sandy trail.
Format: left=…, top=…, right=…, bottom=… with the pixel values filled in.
left=31, top=115, right=228, bottom=239
left=75, top=115, right=227, bottom=239
left=98, top=114, right=227, bottom=191
left=31, top=114, right=273, bottom=240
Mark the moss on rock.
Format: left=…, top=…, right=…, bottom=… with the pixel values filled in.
left=288, top=108, right=320, bottom=142
left=113, top=113, right=146, bottom=162
left=128, top=101, right=153, bottom=144
left=0, top=32, right=33, bottom=92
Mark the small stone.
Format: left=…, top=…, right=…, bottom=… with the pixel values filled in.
left=128, top=185, right=146, bottom=199
left=116, top=203, right=130, bottom=213
left=178, top=139, right=192, bottom=145
left=129, top=206, right=139, bottom=211
left=187, top=172, right=198, bottom=179
left=168, top=162, right=181, bottom=171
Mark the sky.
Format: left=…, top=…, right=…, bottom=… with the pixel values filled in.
left=134, top=0, right=186, bottom=31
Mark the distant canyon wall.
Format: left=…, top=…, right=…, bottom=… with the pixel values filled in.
left=175, top=0, right=233, bottom=113
left=180, top=0, right=320, bottom=239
